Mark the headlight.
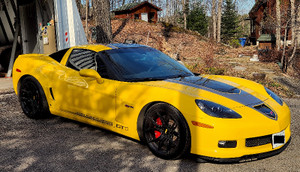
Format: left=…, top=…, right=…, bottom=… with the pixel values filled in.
left=195, top=100, right=242, bottom=118
left=265, top=87, right=283, bottom=106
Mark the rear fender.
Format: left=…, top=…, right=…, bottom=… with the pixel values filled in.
left=13, top=55, right=58, bottom=107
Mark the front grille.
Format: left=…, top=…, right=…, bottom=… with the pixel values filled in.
left=246, top=135, right=272, bottom=147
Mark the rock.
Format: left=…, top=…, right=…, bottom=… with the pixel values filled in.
left=259, top=68, right=275, bottom=74
left=250, top=54, right=259, bottom=61
left=252, top=72, right=266, bottom=80
left=233, top=66, right=246, bottom=71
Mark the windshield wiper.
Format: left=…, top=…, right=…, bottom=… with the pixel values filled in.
left=127, top=77, right=166, bottom=82
left=171, top=74, right=192, bottom=80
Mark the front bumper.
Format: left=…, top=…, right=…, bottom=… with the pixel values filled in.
left=190, top=123, right=291, bottom=159
left=197, top=137, right=291, bottom=163
left=188, top=100, right=291, bottom=159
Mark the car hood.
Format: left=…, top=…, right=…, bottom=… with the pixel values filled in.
left=141, top=75, right=268, bottom=108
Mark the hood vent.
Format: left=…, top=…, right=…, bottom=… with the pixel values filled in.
left=253, top=104, right=277, bottom=120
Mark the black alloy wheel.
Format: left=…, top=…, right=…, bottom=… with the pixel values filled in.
left=19, top=76, right=50, bottom=119
left=143, top=103, right=190, bottom=159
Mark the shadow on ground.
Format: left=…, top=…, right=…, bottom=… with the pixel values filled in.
left=1, top=92, right=299, bottom=171
left=0, top=92, right=200, bottom=171
left=275, top=77, right=300, bottom=96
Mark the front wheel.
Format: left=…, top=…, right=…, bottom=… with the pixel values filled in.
left=143, top=103, right=190, bottom=159
left=19, top=76, right=50, bottom=119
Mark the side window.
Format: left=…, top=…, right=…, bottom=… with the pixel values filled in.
left=96, top=54, right=109, bottom=78
left=96, top=52, right=118, bottom=80
left=66, top=49, right=96, bottom=71
left=49, top=48, right=70, bottom=62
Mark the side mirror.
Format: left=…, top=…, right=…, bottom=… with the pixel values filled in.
left=79, top=69, right=103, bottom=84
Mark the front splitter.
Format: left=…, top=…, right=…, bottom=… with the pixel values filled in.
left=196, top=137, right=291, bottom=163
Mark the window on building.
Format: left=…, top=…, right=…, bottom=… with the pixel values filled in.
left=134, top=14, right=139, bottom=19
left=149, top=12, right=155, bottom=23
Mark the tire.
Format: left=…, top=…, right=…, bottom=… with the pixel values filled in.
left=143, top=103, right=190, bottom=159
left=19, top=76, right=50, bottom=119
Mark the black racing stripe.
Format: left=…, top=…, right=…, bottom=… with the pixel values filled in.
left=106, top=44, right=119, bottom=49
left=108, top=43, right=147, bottom=49
left=166, top=76, right=263, bottom=107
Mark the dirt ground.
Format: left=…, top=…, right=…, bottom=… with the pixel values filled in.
left=0, top=89, right=299, bottom=171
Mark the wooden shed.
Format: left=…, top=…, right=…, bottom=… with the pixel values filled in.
left=257, top=34, right=276, bottom=49
left=113, top=1, right=162, bottom=23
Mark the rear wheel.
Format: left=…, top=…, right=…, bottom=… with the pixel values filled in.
left=143, top=103, right=190, bottom=159
left=19, top=76, right=50, bottom=119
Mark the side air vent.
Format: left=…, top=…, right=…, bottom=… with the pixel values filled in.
left=49, top=87, right=55, bottom=100
left=253, top=104, right=277, bottom=120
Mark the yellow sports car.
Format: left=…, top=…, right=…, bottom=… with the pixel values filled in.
left=12, top=44, right=291, bottom=162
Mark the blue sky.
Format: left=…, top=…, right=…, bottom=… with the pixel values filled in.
left=80, top=0, right=256, bottom=15
left=236, top=0, right=256, bottom=14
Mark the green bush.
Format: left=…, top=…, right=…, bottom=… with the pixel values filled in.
left=229, top=39, right=241, bottom=48
left=204, top=67, right=225, bottom=75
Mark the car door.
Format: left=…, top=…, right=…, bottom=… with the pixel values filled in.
left=53, top=48, right=117, bottom=127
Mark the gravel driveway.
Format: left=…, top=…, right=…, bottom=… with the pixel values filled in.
left=0, top=89, right=299, bottom=172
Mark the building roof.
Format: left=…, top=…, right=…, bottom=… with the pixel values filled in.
left=257, top=34, right=276, bottom=41
left=249, top=0, right=267, bottom=17
left=113, top=1, right=162, bottom=12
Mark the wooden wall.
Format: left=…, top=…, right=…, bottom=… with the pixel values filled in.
left=115, top=4, right=159, bottom=23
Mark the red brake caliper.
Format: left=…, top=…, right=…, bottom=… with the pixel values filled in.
left=154, top=117, right=162, bottom=138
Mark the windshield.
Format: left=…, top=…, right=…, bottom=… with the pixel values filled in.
left=101, top=47, right=193, bottom=81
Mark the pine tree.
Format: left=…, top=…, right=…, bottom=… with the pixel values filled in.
left=187, top=4, right=208, bottom=36
left=221, top=0, right=240, bottom=44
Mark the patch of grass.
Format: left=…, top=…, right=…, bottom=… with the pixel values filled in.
left=268, top=81, right=281, bottom=88
left=185, top=63, right=199, bottom=72
left=204, top=67, right=225, bottom=75
left=266, top=82, right=294, bottom=97
left=229, top=39, right=241, bottom=48
left=185, top=62, right=225, bottom=75
left=256, top=80, right=294, bottom=97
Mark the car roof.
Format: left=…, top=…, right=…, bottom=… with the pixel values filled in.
left=72, top=44, right=148, bottom=52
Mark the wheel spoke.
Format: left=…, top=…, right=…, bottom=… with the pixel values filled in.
left=166, top=139, right=173, bottom=152
left=169, top=122, right=177, bottom=132
left=148, top=135, right=161, bottom=143
left=145, top=126, right=155, bottom=132
left=154, top=111, right=163, bottom=118
left=146, top=116, right=164, bottom=128
left=145, top=126, right=164, bottom=133
left=173, top=131, right=179, bottom=137
left=157, top=135, right=166, bottom=150
left=167, top=138, right=176, bottom=149
left=160, top=114, right=169, bottom=126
